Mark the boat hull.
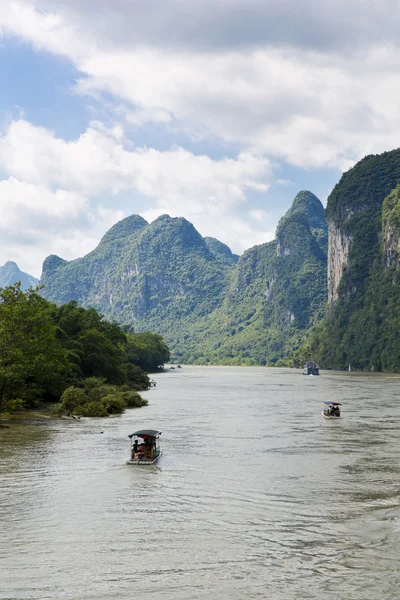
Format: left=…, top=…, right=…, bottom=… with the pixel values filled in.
left=126, top=450, right=162, bottom=465
left=322, top=412, right=341, bottom=419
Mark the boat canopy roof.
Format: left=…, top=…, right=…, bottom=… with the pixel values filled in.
left=128, top=429, right=161, bottom=438
left=324, top=402, right=342, bottom=405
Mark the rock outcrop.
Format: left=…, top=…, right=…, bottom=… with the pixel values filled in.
left=305, top=149, right=400, bottom=371
left=382, top=186, right=400, bottom=268
left=327, top=221, right=352, bottom=304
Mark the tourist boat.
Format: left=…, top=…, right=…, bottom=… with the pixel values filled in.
left=303, top=361, right=319, bottom=376
left=323, top=402, right=342, bottom=419
left=126, top=430, right=162, bottom=465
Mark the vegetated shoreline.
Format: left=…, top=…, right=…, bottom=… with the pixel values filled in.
left=158, top=363, right=400, bottom=376
left=0, top=402, right=151, bottom=427
left=3, top=366, right=400, bottom=429
left=0, top=284, right=170, bottom=421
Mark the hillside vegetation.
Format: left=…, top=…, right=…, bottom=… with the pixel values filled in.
left=41, top=192, right=327, bottom=365
left=0, top=284, right=169, bottom=416
left=296, top=150, right=400, bottom=371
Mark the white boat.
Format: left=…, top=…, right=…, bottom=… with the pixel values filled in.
left=322, top=402, right=342, bottom=419
left=126, top=430, right=162, bottom=465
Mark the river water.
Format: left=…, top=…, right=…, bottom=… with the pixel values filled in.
left=1, top=367, right=400, bottom=600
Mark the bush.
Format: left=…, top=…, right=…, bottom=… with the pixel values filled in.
left=86, top=383, right=117, bottom=403
left=101, top=394, right=127, bottom=414
left=121, top=391, right=148, bottom=408
left=58, top=387, right=87, bottom=416
left=125, top=364, right=150, bottom=390
left=79, top=401, right=109, bottom=417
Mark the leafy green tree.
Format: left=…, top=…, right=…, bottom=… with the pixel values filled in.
left=0, top=284, right=70, bottom=413
left=58, top=386, right=87, bottom=416
left=126, top=332, right=170, bottom=371
left=79, top=328, right=125, bottom=384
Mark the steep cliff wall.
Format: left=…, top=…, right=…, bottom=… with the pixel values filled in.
left=325, top=150, right=400, bottom=308
left=382, top=186, right=400, bottom=267
left=300, top=150, right=400, bottom=371
left=327, top=220, right=352, bottom=304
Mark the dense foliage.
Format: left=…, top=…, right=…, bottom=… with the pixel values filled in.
left=40, top=193, right=327, bottom=366
left=174, top=191, right=327, bottom=366
left=0, top=285, right=169, bottom=415
left=295, top=153, right=400, bottom=372
left=55, top=378, right=148, bottom=418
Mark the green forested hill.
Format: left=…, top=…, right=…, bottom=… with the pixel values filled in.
left=184, top=190, right=327, bottom=365
left=41, top=192, right=327, bottom=365
left=41, top=213, right=234, bottom=338
left=297, top=150, right=400, bottom=371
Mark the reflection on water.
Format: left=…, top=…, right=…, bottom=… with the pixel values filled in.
left=1, top=367, right=400, bottom=599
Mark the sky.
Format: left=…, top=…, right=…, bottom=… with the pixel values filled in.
left=1, top=1, right=400, bottom=276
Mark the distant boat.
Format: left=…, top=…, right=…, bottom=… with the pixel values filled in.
left=322, top=402, right=342, bottom=419
left=126, top=430, right=162, bottom=465
left=303, top=361, right=319, bottom=376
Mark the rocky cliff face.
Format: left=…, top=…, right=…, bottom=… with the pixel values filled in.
left=382, top=186, right=400, bottom=268
left=327, top=220, right=352, bottom=304
left=304, top=150, right=400, bottom=371
left=325, top=149, right=400, bottom=307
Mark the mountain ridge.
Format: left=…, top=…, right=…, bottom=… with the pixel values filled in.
left=0, top=261, right=39, bottom=290
left=40, top=190, right=327, bottom=365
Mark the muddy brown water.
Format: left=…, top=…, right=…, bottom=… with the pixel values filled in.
left=1, top=366, right=400, bottom=600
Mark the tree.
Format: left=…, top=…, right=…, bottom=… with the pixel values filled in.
left=0, top=284, right=70, bottom=413
left=126, top=332, right=170, bottom=371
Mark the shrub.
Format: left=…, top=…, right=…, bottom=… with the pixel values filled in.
left=121, top=391, right=148, bottom=408
left=101, top=394, right=127, bottom=414
left=79, top=401, right=109, bottom=417
left=59, top=387, right=87, bottom=416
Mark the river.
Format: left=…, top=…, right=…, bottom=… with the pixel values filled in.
left=1, top=366, right=400, bottom=599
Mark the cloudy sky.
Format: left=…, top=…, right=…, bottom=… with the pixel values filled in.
left=1, top=0, right=400, bottom=276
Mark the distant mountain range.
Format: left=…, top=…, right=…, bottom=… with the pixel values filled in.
left=40, top=190, right=327, bottom=365
left=5, top=147, right=400, bottom=371
left=0, top=261, right=38, bottom=290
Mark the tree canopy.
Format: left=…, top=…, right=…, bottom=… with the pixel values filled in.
left=0, top=285, right=169, bottom=415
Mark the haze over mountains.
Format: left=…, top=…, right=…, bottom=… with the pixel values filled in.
left=0, top=261, right=38, bottom=290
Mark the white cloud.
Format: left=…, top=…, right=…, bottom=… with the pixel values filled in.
left=0, top=119, right=273, bottom=270
left=2, top=0, right=400, bottom=272
left=0, top=176, right=124, bottom=276
left=0, top=119, right=271, bottom=201
left=2, top=1, right=400, bottom=171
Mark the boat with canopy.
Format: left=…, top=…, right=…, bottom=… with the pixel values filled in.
left=126, top=429, right=162, bottom=465
left=323, top=402, right=342, bottom=419
left=303, top=361, right=319, bottom=375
